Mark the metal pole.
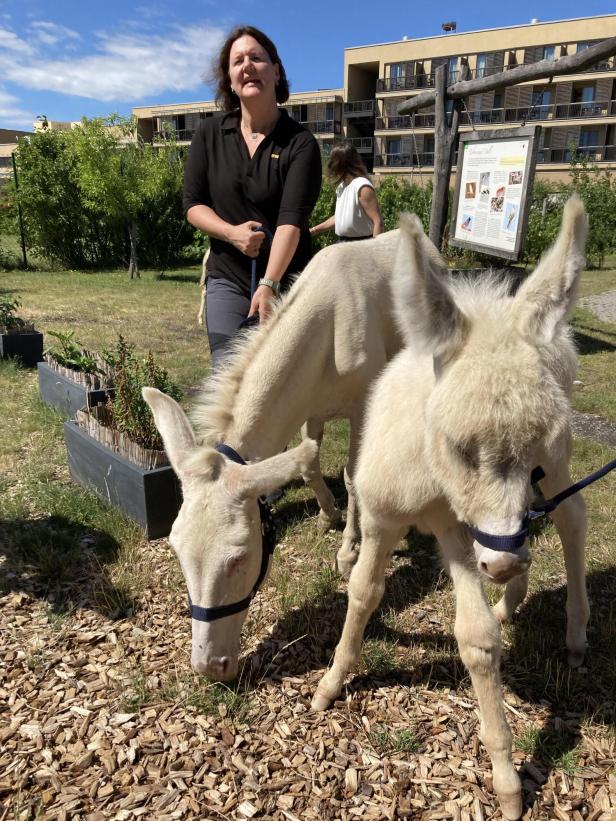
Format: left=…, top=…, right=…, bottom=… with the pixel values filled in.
left=11, top=152, right=27, bottom=269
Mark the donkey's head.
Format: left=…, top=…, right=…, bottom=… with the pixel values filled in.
left=143, top=388, right=317, bottom=680
left=394, top=197, right=587, bottom=583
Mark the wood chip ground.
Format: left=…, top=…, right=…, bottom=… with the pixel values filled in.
left=1, top=536, right=614, bottom=820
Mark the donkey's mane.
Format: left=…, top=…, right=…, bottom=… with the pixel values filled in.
left=447, top=270, right=515, bottom=321
left=190, top=279, right=301, bottom=446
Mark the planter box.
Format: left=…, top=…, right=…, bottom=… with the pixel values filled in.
left=0, top=330, right=43, bottom=367
left=64, top=421, right=181, bottom=539
left=38, top=361, right=114, bottom=419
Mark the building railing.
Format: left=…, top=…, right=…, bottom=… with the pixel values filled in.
left=374, top=144, right=616, bottom=168
left=343, top=100, right=375, bottom=115
left=537, top=144, right=616, bottom=163
left=376, top=113, right=436, bottom=130
left=377, top=74, right=436, bottom=92
left=154, top=129, right=194, bottom=142
left=300, top=119, right=342, bottom=134
left=578, top=56, right=616, bottom=73
left=375, top=99, right=616, bottom=131
left=347, top=137, right=373, bottom=151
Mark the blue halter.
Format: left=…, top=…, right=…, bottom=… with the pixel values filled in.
left=470, top=459, right=616, bottom=552
left=188, top=443, right=277, bottom=623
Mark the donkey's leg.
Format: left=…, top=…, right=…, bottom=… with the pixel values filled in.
left=493, top=572, right=529, bottom=623
left=445, top=546, right=522, bottom=820
left=336, top=408, right=364, bottom=577
left=539, top=454, right=589, bottom=667
left=312, top=518, right=404, bottom=710
left=300, top=419, right=342, bottom=531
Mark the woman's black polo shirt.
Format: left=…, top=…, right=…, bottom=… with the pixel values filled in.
left=183, top=109, right=322, bottom=295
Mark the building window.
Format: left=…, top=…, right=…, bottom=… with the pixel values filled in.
left=476, top=54, right=487, bottom=78
left=448, top=56, right=458, bottom=82
left=577, top=42, right=589, bottom=52
left=493, top=91, right=503, bottom=109
left=579, top=129, right=598, bottom=147
left=543, top=46, right=555, bottom=61
left=573, top=85, right=596, bottom=104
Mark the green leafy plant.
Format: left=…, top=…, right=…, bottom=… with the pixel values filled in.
left=103, top=335, right=181, bottom=450
left=44, top=330, right=103, bottom=375
left=0, top=297, right=28, bottom=332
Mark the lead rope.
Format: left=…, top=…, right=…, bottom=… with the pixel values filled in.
left=239, top=225, right=274, bottom=330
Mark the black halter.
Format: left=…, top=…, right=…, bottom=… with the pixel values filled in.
left=470, top=459, right=616, bottom=553
left=188, top=443, right=277, bottom=623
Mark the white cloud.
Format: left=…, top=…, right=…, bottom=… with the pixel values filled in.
left=0, top=87, right=34, bottom=128
left=0, top=22, right=224, bottom=102
left=28, top=20, right=81, bottom=46
left=0, top=25, right=34, bottom=54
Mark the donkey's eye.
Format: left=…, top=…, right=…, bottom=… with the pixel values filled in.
left=225, top=554, right=248, bottom=575
left=448, top=437, right=478, bottom=469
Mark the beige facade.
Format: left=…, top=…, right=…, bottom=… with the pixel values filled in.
left=130, top=14, right=616, bottom=183
left=0, top=128, right=32, bottom=185
left=343, top=14, right=616, bottom=183
left=133, top=89, right=344, bottom=156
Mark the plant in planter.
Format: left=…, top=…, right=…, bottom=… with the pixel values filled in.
left=64, top=336, right=183, bottom=538
left=0, top=297, right=43, bottom=367
left=39, top=329, right=116, bottom=418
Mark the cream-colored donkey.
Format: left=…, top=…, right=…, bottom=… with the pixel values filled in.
left=312, top=197, right=590, bottom=820
left=144, top=230, right=444, bottom=681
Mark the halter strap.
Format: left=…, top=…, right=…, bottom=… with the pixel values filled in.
left=470, top=459, right=616, bottom=553
left=188, top=443, right=276, bottom=623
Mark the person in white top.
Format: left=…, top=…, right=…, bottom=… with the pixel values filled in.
left=310, top=144, right=384, bottom=242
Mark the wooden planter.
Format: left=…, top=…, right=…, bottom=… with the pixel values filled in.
left=38, top=361, right=114, bottom=419
left=64, top=421, right=181, bottom=539
left=0, top=330, right=43, bottom=367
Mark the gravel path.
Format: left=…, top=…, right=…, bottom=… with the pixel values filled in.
left=579, top=289, right=616, bottom=324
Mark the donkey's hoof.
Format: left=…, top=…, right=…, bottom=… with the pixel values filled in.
left=498, top=792, right=523, bottom=820
left=567, top=648, right=586, bottom=668
left=335, top=544, right=359, bottom=579
left=311, top=691, right=333, bottom=712
left=317, top=508, right=342, bottom=532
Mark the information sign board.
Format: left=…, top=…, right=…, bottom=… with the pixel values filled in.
left=449, top=126, right=540, bottom=261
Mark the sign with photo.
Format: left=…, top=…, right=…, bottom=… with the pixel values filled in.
left=449, top=126, right=540, bottom=261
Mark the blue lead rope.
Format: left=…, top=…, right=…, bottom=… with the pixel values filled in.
left=470, top=458, right=616, bottom=553
left=238, top=225, right=274, bottom=331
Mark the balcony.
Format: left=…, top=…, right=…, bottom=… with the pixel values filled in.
left=374, top=144, right=616, bottom=169
left=154, top=129, right=194, bottom=142
left=300, top=119, right=341, bottom=135
left=579, top=56, right=616, bottom=74
left=347, top=137, right=373, bottom=153
left=377, top=74, right=435, bottom=93
left=343, top=100, right=375, bottom=117
left=374, top=152, right=437, bottom=168
left=376, top=113, right=436, bottom=130
left=537, top=145, right=616, bottom=163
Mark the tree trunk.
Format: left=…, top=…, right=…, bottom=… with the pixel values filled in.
left=128, top=221, right=140, bottom=279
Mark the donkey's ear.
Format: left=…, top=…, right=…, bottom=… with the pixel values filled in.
left=393, top=213, right=468, bottom=361
left=515, top=195, right=588, bottom=345
left=142, top=388, right=198, bottom=479
left=223, top=439, right=318, bottom=501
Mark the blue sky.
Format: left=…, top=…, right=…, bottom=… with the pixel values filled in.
left=0, top=0, right=614, bottom=130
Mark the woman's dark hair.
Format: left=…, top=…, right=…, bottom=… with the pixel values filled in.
left=326, top=143, right=368, bottom=183
left=213, top=25, right=290, bottom=111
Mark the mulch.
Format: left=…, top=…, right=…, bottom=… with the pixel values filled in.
left=1, top=537, right=615, bottom=821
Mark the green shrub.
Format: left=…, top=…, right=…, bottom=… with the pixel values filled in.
left=104, top=336, right=182, bottom=450
left=44, top=330, right=104, bottom=375
left=0, top=297, right=27, bottom=332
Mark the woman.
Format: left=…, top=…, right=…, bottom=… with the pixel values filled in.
left=310, top=144, right=383, bottom=242
left=183, top=26, right=322, bottom=369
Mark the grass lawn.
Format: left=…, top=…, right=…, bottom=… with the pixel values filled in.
left=1, top=257, right=615, bottom=820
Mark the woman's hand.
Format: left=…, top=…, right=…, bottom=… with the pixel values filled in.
left=248, top=284, right=277, bottom=323
left=227, top=221, right=266, bottom=257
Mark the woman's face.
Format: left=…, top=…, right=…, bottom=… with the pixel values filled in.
left=228, top=35, right=279, bottom=105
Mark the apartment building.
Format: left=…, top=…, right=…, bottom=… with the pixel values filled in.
left=0, top=128, right=32, bottom=185
left=131, top=14, right=616, bottom=183
left=133, top=88, right=344, bottom=158
left=345, top=14, right=616, bottom=183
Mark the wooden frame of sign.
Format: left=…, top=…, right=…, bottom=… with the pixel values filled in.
left=449, top=125, right=540, bottom=262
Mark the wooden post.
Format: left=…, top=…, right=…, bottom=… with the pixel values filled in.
left=429, top=65, right=448, bottom=249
